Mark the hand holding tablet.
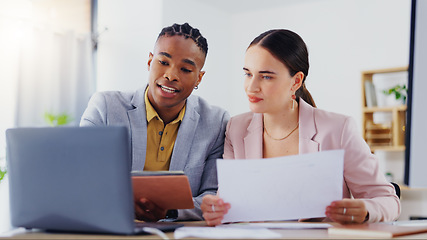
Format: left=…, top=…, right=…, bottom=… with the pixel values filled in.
left=131, top=171, right=194, bottom=210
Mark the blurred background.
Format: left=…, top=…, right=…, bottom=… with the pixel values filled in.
left=0, top=0, right=412, bottom=232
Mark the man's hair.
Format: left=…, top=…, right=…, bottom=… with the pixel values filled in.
left=157, top=23, right=208, bottom=57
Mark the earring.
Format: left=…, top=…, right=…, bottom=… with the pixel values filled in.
left=194, top=85, right=199, bottom=90
left=291, top=93, right=296, bottom=110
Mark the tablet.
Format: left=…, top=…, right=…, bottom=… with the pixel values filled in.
left=131, top=171, right=194, bottom=210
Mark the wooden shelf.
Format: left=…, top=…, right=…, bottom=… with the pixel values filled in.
left=363, top=105, right=407, bottom=113
left=399, top=184, right=427, bottom=192
left=369, top=145, right=405, bottom=152
left=361, top=67, right=408, bottom=152
left=361, top=66, right=408, bottom=75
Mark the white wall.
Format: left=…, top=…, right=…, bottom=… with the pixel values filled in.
left=161, top=0, right=233, bottom=111
left=229, top=0, right=411, bottom=125
left=96, top=0, right=163, bottom=91
left=95, top=2, right=412, bottom=218
left=97, top=0, right=411, bottom=125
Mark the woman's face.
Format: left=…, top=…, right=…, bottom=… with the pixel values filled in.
left=243, top=45, right=301, bottom=114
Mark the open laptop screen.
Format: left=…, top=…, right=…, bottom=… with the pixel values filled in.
left=6, top=126, right=136, bottom=234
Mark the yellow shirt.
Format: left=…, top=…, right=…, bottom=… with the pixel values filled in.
left=144, top=88, right=186, bottom=171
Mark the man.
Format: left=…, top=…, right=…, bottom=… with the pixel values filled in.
left=80, top=23, right=229, bottom=221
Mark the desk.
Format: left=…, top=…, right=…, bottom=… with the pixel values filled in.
left=3, top=221, right=427, bottom=239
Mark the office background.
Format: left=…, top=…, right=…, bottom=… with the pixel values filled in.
left=0, top=0, right=415, bottom=232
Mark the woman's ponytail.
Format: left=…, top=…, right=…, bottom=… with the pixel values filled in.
left=296, top=83, right=316, bottom=108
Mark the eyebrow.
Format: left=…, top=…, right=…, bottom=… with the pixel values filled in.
left=243, top=67, right=276, bottom=74
left=159, top=52, right=196, bottom=67
left=183, top=59, right=196, bottom=67
left=159, top=52, right=172, bottom=58
left=259, top=70, right=276, bottom=74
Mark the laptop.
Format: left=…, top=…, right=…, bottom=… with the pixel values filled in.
left=5, top=126, right=183, bottom=235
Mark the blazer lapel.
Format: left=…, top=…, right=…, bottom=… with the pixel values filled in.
left=299, top=99, right=320, bottom=154
left=244, top=113, right=263, bottom=159
left=169, top=97, right=198, bottom=170
left=128, top=88, right=147, bottom=171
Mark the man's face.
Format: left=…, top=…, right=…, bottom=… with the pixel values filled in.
left=147, top=35, right=205, bottom=113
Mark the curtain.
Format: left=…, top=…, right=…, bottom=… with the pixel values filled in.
left=0, top=11, right=94, bottom=232
left=14, top=26, right=94, bottom=127
left=0, top=1, right=94, bottom=148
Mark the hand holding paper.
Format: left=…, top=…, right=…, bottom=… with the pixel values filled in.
left=216, top=150, right=344, bottom=223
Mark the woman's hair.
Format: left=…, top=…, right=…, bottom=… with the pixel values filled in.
left=248, top=29, right=316, bottom=107
left=157, top=23, right=208, bottom=58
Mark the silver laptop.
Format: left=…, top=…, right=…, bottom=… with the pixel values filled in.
left=6, top=126, right=182, bottom=235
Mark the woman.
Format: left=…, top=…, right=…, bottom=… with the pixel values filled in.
left=201, top=29, right=400, bottom=226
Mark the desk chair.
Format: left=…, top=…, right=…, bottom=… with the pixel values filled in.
left=391, top=182, right=401, bottom=199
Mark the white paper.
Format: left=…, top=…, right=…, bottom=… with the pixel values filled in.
left=217, top=150, right=344, bottom=223
left=0, top=228, right=30, bottom=237
left=174, top=226, right=281, bottom=239
left=218, top=222, right=332, bottom=229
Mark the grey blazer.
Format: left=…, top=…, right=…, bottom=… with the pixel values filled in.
left=80, top=88, right=229, bottom=220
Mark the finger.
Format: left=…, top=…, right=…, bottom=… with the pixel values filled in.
left=326, top=207, right=366, bottom=224
left=327, top=199, right=366, bottom=215
left=201, top=201, right=214, bottom=212
left=140, top=198, right=168, bottom=220
left=210, top=203, right=230, bottom=213
left=203, top=212, right=224, bottom=226
left=329, top=212, right=364, bottom=224
left=201, top=196, right=229, bottom=213
left=135, top=207, right=157, bottom=222
left=134, top=204, right=146, bottom=221
left=137, top=198, right=153, bottom=215
left=201, top=203, right=229, bottom=216
left=203, top=210, right=226, bottom=220
left=205, top=218, right=223, bottom=226
left=326, top=205, right=347, bottom=215
left=140, top=198, right=155, bottom=209
left=202, top=195, right=222, bottom=206
left=135, top=198, right=164, bottom=221
left=135, top=198, right=153, bottom=219
left=330, top=199, right=363, bottom=208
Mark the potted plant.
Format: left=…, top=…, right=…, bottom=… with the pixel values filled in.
left=0, top=113, right=72, bottom=184
left=382, top=84, right=408, bottom=104
left=44, top=112, right=73, bottom=126
left=0, top=165, right=6, bottom=183
left=0, top=167, right=5, bottom=183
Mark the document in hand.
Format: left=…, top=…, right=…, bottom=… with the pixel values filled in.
left=132, top=171, right=194, bottom=210
left=217, top=149, right=344, bottom=223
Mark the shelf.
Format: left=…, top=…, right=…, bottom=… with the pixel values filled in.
left=400, top=185, right=427, bottom=191
left=363, top=105, right=407, bottom=113
left=361, top=66, right=408, bottom=76
left=369, top=145, right=405, bottom=152
left=361, top=67, right=409, bottom=191
left=366, top=133, right=392, bottom=139
left=361, top=67, right=408, bottom=152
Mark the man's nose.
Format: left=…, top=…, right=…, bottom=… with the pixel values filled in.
left=164, top=67, right=179, bottom=81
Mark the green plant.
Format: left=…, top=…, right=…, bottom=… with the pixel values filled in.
left=0, top=167, right=6, bottom=182
left=0, top=155, right=5, bottom=183
left=44, top=112, right=73, bottom=126
left=383, top=84, right=407, bottom=103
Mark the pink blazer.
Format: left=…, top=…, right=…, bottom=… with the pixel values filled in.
left=223, top=99, right=401, bottom=222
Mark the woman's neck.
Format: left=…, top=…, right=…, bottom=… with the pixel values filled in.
left=263, top=105, right=299, bottom=135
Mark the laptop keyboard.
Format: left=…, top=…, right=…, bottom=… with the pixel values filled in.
left=134, top=221, right=184, bottom=233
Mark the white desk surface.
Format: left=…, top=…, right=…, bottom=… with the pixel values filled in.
left=3, top=221, right=427, bottom=239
